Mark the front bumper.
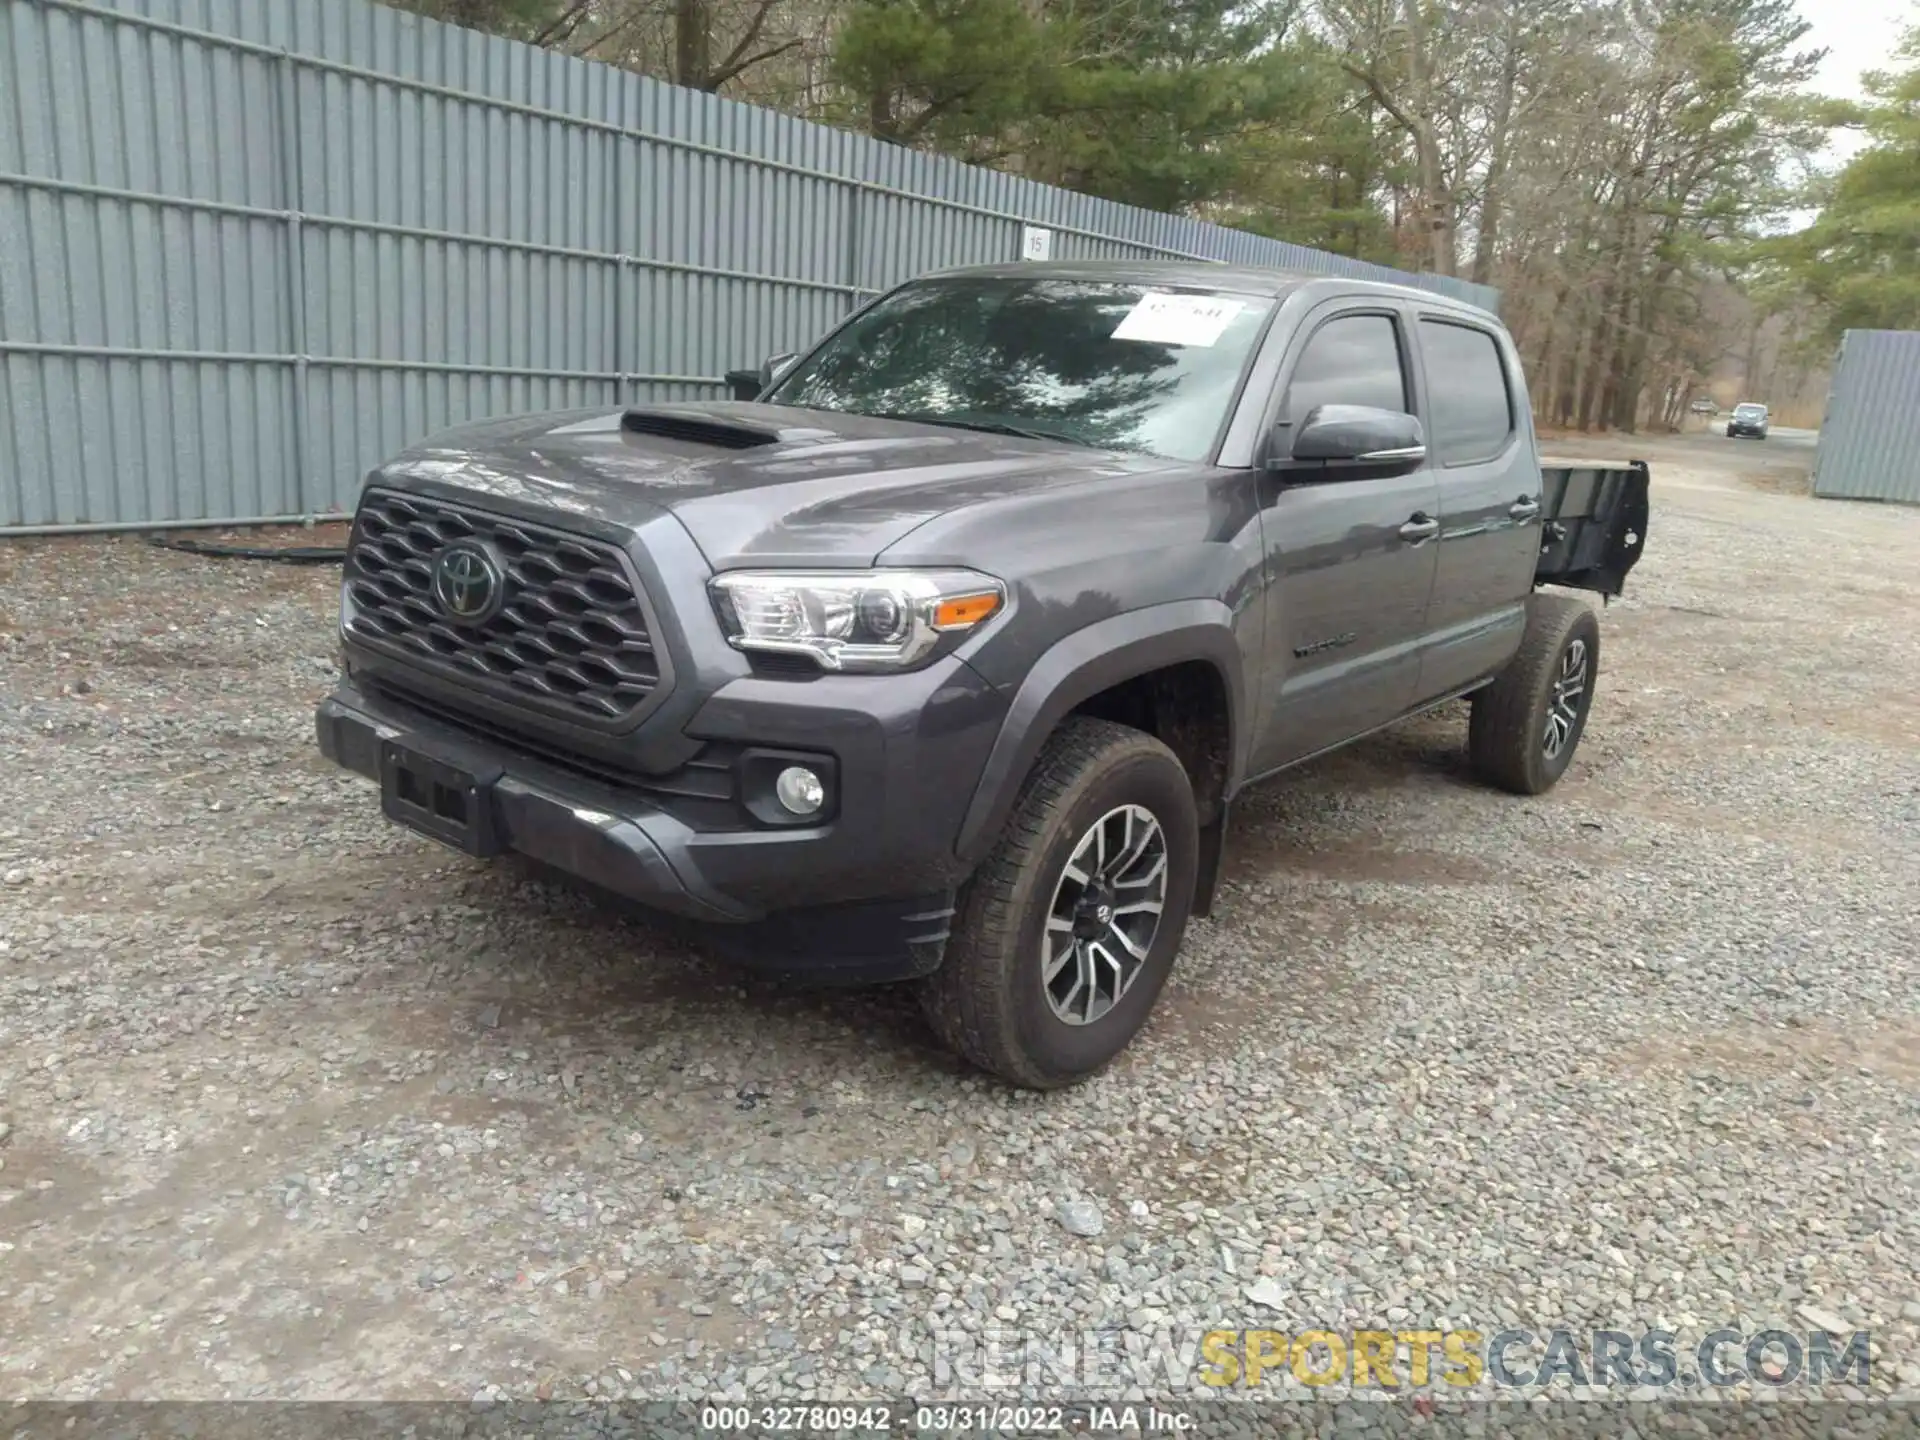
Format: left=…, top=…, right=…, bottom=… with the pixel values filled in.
left=317, top=663, right=1006, bottom=980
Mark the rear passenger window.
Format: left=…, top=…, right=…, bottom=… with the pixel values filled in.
left=1419, top=320, right=1514, bottom=464
left=1284, top=314, right=1408, bottom=421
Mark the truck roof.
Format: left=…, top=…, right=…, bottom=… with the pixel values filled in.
left=919, top=258, right=1496, bottom=320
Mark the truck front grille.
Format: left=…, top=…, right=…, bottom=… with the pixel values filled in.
left=345, top=489, right=662, bottom=724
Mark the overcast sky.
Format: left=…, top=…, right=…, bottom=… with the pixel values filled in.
left=1804, top=0, right=1914, bottom=161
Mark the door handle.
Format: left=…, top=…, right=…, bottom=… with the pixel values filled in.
left=1398, top=512, right=1440, bottom=543
left=1509, top=496, right=1541, bottom=521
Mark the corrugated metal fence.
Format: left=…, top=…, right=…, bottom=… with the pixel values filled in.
left=1811, top=329, right=1920, bottom=506
left=0, top=0, right=1500, bottom=533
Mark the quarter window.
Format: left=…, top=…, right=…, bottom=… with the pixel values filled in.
left=1418, top=319, right=1514, bottom=464
left=1284, top=314, right=1408, bottom=421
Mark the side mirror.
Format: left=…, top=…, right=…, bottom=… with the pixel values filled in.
left=725, top=354, right=800, bottom=403
left=1273, top=404, right=1426, bottom=472
left=760, top=352, right=799, bottom=389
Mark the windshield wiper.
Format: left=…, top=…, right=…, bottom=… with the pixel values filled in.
left=858, top=410, right=1084, bottom=446
left=943, top=418, right=1079, bottom=444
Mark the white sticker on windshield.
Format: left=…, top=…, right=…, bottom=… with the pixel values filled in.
left=1112, top=291, right=1245, bottom=347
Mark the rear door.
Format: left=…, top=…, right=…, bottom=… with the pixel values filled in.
left=1408, top=314, right=1541, bottom=703
left=1249, top=303, right=1441, bottom=775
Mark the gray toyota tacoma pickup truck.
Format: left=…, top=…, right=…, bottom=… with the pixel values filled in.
left=316, top=260, right=1648, bottom=1089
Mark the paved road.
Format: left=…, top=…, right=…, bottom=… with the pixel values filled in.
left=1683, top=421, right=1819, bottom=451
left=1546, top=425, right=1819, bottom=470
left=1740, top=424, right=1817, bottom=450
left=1538, top=425, right=1821, bottom=508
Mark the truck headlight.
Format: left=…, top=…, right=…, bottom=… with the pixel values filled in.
left=708, top=569, right=1005, bottom=673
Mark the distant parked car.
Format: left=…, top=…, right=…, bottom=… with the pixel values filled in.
left=1689, top=397, right=1717, bottom=414
left=1727, top=402, right=1769, bottom=439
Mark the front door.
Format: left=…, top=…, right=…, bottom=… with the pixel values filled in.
left=1250, top=307, right=1440, bottom=776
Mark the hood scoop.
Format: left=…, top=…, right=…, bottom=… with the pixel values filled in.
left=621, top=406, right=834, bottom=450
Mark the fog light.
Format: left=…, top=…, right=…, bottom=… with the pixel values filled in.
left=774, top=765, right=825, bottom=816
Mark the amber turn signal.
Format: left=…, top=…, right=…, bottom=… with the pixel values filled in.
left=932, top=592, right=1002, bottom=630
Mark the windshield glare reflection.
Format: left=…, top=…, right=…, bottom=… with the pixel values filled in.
left=768, top=277, right=1274, bottom=463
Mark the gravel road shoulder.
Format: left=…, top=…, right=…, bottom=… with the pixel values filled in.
left=1, top=435, right=1916, bottom=1404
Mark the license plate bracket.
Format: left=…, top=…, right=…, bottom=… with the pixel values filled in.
left=379, top=739, right=503, bottom=857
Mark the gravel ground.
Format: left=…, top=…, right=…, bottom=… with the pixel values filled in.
left=1, top=432, right=1916, bottom=1408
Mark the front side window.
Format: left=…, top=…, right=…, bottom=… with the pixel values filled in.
left=1283, top=314, right=1409, bottom=421
left=768, top=277, right=1275, bottom=462
left=1418, top=319, right=1515, bottom=465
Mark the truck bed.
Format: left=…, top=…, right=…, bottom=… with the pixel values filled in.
left=1534, top=457, right=1649, bottom=598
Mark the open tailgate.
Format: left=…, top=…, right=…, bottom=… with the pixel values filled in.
left=1534, top=458, right=1649, bottom=599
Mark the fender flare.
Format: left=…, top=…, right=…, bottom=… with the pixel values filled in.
left=953, top=600, right=1247, bottom=865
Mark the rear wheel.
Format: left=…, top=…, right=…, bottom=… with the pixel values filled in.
left=919, top=718, right=1198, bottom=1089
left=1469, top=593, right=1600, bottom=796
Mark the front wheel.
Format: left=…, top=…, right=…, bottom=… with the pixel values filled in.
left=1468, top=594, right=1600, bottom=796
left=918, top=718, right=1198, bottom=1089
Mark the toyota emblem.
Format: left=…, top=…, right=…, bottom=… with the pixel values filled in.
left=431, top=541, right=505, bottom=625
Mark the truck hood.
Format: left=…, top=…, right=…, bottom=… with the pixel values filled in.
left=377, top=402, right=1173, bottom=568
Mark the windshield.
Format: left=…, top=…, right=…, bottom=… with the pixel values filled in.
left=1735, top=404, right=1766, bottom=416
left=767, top=276, right=1275, bottom=462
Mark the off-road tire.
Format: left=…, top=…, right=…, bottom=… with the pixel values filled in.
left=1469, top=593, right=1601, bottom=796
left=918, top=718, right=1198, bottom=1089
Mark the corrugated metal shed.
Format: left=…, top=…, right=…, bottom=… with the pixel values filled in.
left=0, top=0, right=1501, bottom=532
left=1811, top=329, right=1920, bottom=506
